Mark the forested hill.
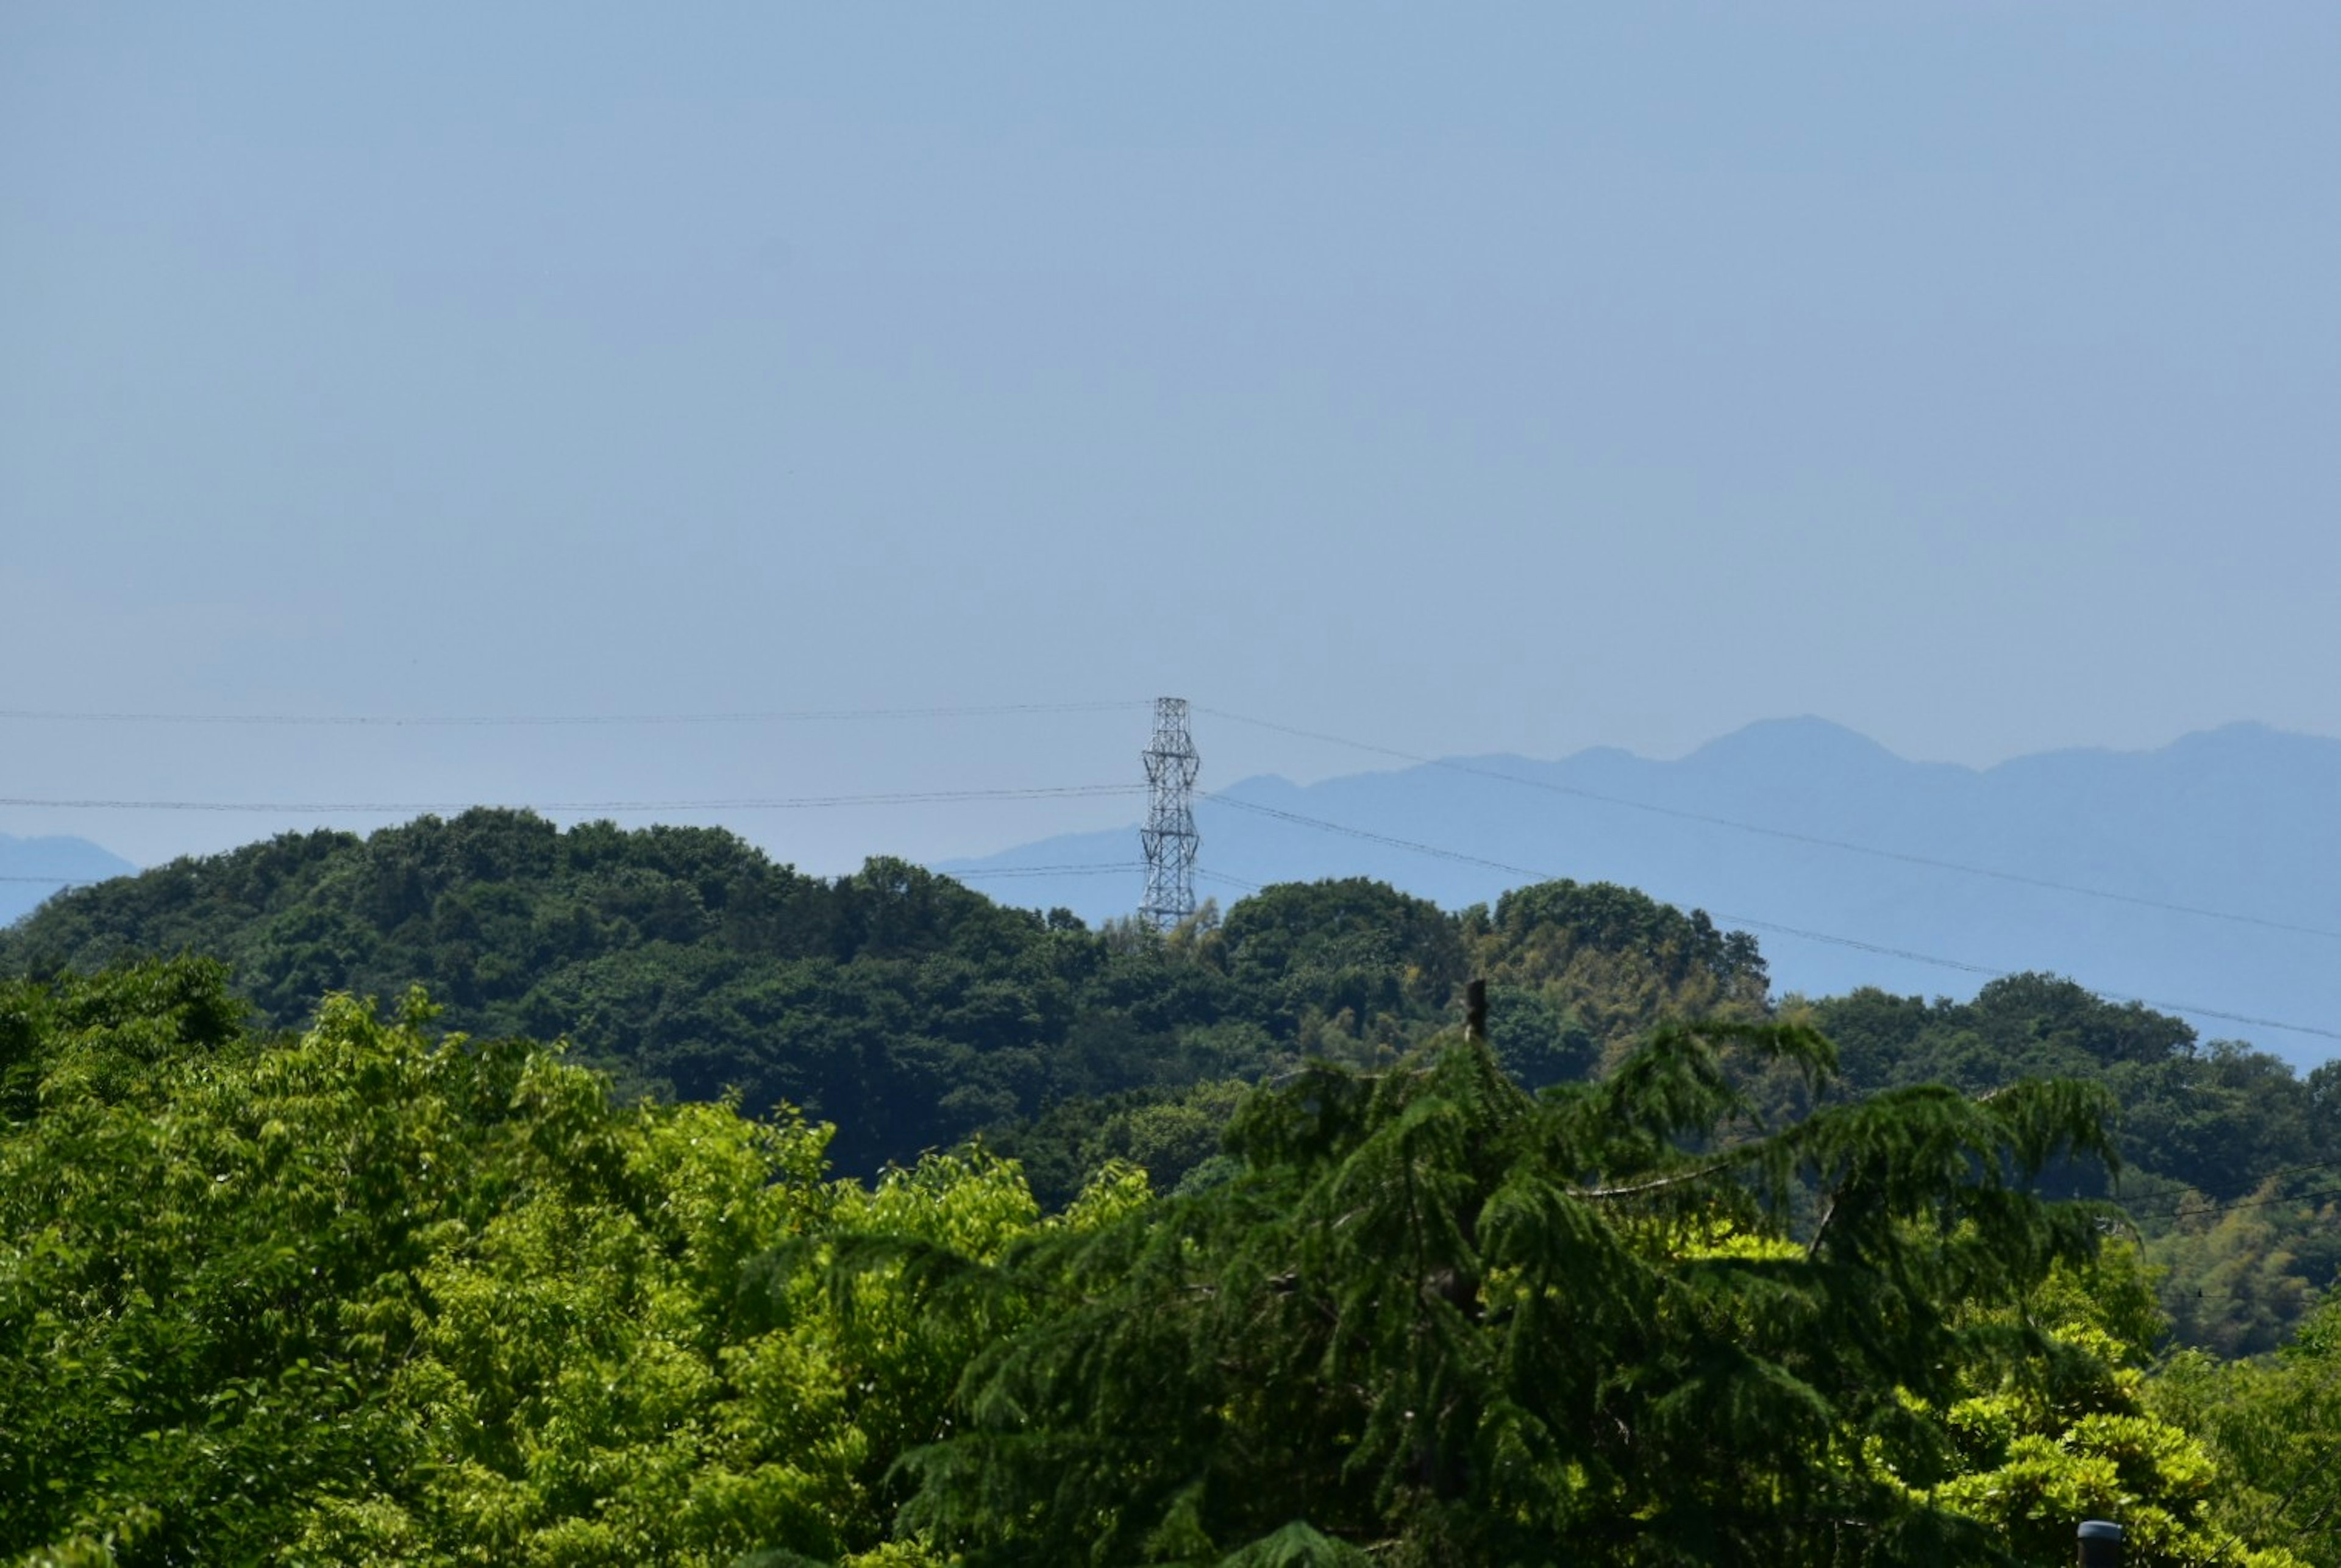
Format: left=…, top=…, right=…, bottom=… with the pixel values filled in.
left=6, top=810, right=2337, bottom=1286
left=0, top=809, right=1767, bottom=1175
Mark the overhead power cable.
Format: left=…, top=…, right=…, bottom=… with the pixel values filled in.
left=2124, top=1178, right=2341, bottom=1222
left=0, top=874, right=101, bottom=885
left=0, top=700, right=1148, bottom=728
left=946, top=862, right=1149, bottom=880
left=0, top=785, right=1142, bottom=815
left=1200, top=791, right=2341, bottom=1045
left=942, top=863, right=1261, bottom=894
left=1198, top=706, right=2341, bottom=945
left=2124, top=1154, right=2341, bottom=1211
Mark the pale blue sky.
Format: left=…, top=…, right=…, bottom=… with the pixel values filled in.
left=4, top=4, right=2337, bottom=874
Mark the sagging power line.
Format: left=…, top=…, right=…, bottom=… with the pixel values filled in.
left=9, top=691, right=2334, bottom=1044
left=0, top=785, right=1142, bottom=814
left=2125, top=1177, right=2341, bottom=1222
left=1199, top=705, right=2341, bottom=946
left=1200, top=791, right=2341, bottom=1046
left=949, top=863, right=1149, bottom=880
left=1198, top=869, right=1262, bottom=894
left=0, top=700, right=1149, bottom=728
left=18, top=692, right=2331, bottom=950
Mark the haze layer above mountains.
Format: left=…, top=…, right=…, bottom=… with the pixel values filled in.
left=946, top=718, right=2341, bottom=1068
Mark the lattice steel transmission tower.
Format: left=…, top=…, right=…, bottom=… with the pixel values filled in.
left=1139, top=697, right=1200, bottom=930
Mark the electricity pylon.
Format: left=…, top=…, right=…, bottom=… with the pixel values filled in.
left=1140, top=697, right=1199, bottom=930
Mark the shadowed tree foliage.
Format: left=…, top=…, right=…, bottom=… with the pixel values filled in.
left=856, top=1024, right=2169, bottom=1566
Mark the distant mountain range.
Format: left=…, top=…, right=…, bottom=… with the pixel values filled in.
left=940, top=719, right=2341, bottom=1069
left=0, top=834, right=138, bottom=927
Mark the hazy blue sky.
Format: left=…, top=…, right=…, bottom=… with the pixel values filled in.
left=5, top=4, right=2337, bottom=875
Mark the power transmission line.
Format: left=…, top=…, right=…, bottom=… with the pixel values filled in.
left=946, top=863, right=1149, bottom=880
left=2106, top=1156, right=2341, bottom=1223
left=13, top=688, right=2332, bottom=1041
left=0, top=785, right=1141, bottom=814
left=18, top=694, right=2330, bottom=945
left=1198, top=705, right=2341, bottom=945
left=0, top=700, right=1148, bottom=728
left=21, top=858, right=1220, bottom=890
left=2125, top=1178, right=2341, bottom=1222
left=2169, top=1155, right=2341, bottom=1198
left=942, top=863, right=1258, bottom=894
left=1198, top=869, right=1263, bottom=894
left=1200, top=791, right=2341, bottom=1045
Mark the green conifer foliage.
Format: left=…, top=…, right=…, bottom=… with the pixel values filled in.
left=883, top=1024, right=2123, bottom=1566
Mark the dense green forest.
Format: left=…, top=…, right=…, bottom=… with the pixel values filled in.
left=5, top=810, right=2334, bottom=1342
left=5, top=811, right=2340, bottom=1563
left=0, top=810, right=1769, bottom=1181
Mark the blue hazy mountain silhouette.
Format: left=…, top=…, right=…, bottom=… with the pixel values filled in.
left=940, top=719, right=2341, bottom=1069
left=0, top=833, right=138, bottom=928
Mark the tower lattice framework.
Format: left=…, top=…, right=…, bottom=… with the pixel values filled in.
left=1139, top=697, right=1200, bottom=930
